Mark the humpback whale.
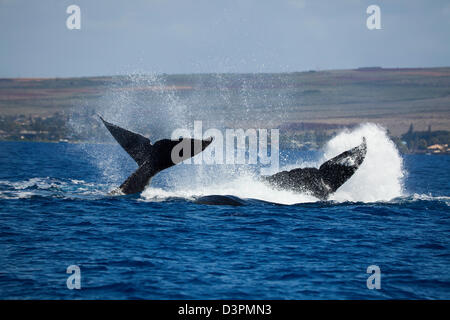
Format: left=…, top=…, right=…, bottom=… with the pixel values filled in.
left=100, top=117, right=366, bottom=200
left=262, top=138, right=367, bottom=200
left=99, top=116, right=213, bottom=195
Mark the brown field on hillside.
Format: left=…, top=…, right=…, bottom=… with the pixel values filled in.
left=0, top=67, right=449, bottom=135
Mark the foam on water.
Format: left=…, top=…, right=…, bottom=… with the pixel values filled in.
left=0, top=177, right=108, bottom=200
left=141, top=123, right=405, bottom=204
left=142, top=175, right=318, bottom=205
left=409, top=193, right=450, bottom=204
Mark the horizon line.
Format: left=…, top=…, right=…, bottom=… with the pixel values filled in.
left=1, top=66, right=450, bottom=80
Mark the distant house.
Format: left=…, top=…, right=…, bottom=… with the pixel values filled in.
left=427, top=144, right=448, bottom=153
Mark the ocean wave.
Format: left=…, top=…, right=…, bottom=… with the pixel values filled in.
left=1, top=125, right=447, bottom=206
left=0, top=177, right=109, bottom=200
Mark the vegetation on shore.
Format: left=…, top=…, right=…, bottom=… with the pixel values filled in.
left=398, top=124, right=450, bottom=154
left=1, top=112, right=448, bottom=154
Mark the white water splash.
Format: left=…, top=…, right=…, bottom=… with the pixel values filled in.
left=325, top=123, right=404, bottom=202
left=141, top=123, right=405, bottom=204
left=141, top=175, right=318, bottom=205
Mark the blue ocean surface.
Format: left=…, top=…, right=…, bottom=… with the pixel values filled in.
left=0, top=140, right=449, bottom=299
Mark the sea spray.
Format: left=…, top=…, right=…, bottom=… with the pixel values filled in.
left=325, top=123, right=404, bottom=202
left=142, top=123, right=405, bottom=204
left=68, top=72, right=294, bottom=188
left=68, top=72, right=405, bottom=204
left=68, top=72, right=191, bottom=185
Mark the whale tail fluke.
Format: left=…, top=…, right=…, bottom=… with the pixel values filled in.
left=99, top=115, right=152, bottom=166
left=263, top=138, right=367, bottom=199
left=319, top=137, right=367, bottom=194
left=99, top=116, right=213, bottom=195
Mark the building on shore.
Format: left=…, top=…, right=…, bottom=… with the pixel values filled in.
left=427, top=144, right=449, bottom=154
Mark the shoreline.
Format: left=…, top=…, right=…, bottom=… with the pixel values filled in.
left=0, top=139, right=447, bottom=155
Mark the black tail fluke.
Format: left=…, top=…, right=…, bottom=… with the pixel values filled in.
left=319, top=137, right=367, bottom=194
left=99, top=116, right=213, bottom=195
left=263, top=137, right=367, bottom=199
left=99, top=115, right=152, bottom=166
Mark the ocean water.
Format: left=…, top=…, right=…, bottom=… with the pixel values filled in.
left=0, top=125, right=449, bottom=299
